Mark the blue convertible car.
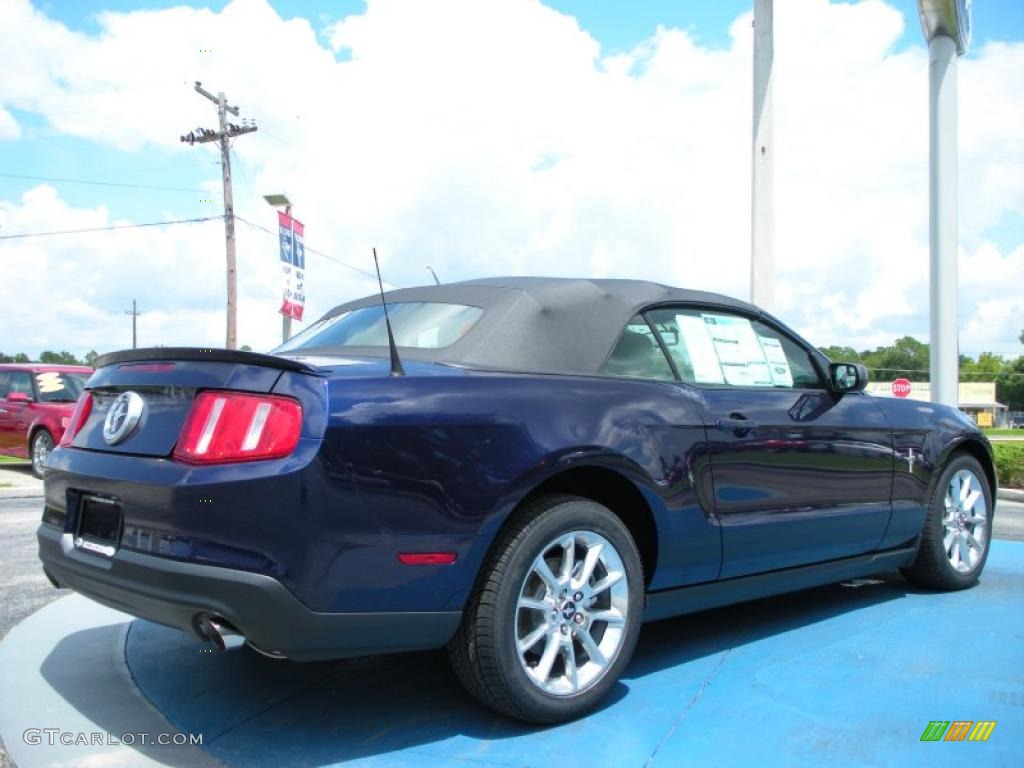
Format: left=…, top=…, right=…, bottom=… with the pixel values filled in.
left=38, top=277, right=995, bottom=722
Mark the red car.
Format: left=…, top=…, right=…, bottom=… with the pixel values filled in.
left=0, top=364, right=92, bottom=477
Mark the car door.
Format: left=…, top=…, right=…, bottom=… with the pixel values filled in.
left=0, top=371, right=36, bottom=456
left=0, top=371, right=13, bottom=452
left=600, top=315, right=721, bottom=588
left=645, top=306, right=894, bottom=579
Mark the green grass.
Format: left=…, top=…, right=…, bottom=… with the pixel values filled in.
left=0, top=455, right=25, bottom=463
left=984, top=428, right=1024, bottom=437
left=993, top=442, right=1024, bottom=489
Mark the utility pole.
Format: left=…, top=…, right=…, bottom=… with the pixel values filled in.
left=180, top=82, right=257, bottom=349
left=125, top=299, right=141, bottom=349
left=751, top=0, right=775, bottom=311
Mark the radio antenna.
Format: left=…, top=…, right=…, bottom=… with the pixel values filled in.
left=426, top=266, right=440, bottom=285
left=373, top=247, right=405, bottom=376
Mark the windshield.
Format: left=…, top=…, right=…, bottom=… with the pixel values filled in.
left=274, top=302, right=483, bottom=353
left=34, top=372, right=89, bottom=402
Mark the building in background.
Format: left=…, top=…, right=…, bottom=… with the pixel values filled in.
left=865, top=381, right=1007, bottom=427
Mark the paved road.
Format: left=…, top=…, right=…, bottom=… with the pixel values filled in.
left=996, top=499, right=1024, bottom=540
left=0, top=495, right=67, bottom=768
left=0, top=496, right=66, bottom=643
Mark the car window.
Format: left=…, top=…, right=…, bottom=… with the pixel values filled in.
left=750, top=319, right=823, bottom=388
left=275, top=302, right=483, bottom=352
left=601, top=315, right=675, bottom=380
left=34, top=372, right=88, bottom=402
left=6, top=372, right=34, bottom=396
left=645, top=308, right=822, bottom=389
left=0, top=373, right=9, bottom=397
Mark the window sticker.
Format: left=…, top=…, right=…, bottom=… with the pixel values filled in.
left=700, top=314, right=773, bottom=387
left=676, top=314, right=724, bottom=384
left=757, top=335, right=794, bottom=387
left=35, top=371, right=66, bottom=394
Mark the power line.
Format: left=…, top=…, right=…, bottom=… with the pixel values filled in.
left=0, top=215, right=222, bottom=240
left=234, top=215, right=402, bottom=288
left=0, top=208, right=402, bottom=289
left=0, top=173, right=204, bottom=194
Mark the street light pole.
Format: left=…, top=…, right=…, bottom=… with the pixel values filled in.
left=928, top=34, right=958, bottom=408
left=917, top=0, right=971, bottom=408
left=263, top=193, right=294, bottom=345
left=751, top=0, right=775, bottom=310
left=282, top=202, right=293, bottom=344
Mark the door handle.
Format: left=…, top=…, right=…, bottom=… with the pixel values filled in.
left=715, top=415, right=759, bottom=433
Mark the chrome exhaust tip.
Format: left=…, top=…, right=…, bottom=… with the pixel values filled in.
left=196, top=614, right=246, bottom=651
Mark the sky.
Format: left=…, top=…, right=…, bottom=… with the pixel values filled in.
left=0, top=0, right=1022, bottom=360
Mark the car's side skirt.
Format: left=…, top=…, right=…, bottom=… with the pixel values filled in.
left=642, top=543, right=918, bottom=622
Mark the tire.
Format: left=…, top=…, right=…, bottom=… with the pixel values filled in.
left=900, top=453, right=993, bottom=591
left=449, top=494, right=644, bottom=723
left=30, top=429, right=54, bottom=479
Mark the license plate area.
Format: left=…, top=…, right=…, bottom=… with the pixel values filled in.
left=75, top=495, right=123, bottom=558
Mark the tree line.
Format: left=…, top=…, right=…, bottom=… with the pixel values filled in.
left=4, top=335, right=1023, bottom=409
left=820, top=333, right=1024, bottom=411
left=0, top=346, right=253, bottom=366
left=1, top=350, right=99, bottom=366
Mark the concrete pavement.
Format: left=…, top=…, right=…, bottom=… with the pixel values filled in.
left=0, top=596, right=222, bottom=768
left=0, top=464, right=42, bottom=498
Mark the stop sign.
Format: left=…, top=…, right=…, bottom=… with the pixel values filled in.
left=892, top=378, right=912, bottom=398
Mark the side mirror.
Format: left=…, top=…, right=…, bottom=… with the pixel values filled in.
left=829, top=362, right=868, bottom=393
left=6, top=392, right=31, bottom=403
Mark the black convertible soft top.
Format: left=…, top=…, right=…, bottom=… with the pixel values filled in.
left=286, top=277, right=763, bottom=376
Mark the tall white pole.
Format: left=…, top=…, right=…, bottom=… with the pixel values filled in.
left=928, top=35, right=958, bottom=407
left=751, top=0, right=775, bottom=310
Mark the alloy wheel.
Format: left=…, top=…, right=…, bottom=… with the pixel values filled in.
left=515, top=530, right=629, bottom=697
left=32, top=431, right=53, bottom=476
left=942, top=468, right=988, bottom=573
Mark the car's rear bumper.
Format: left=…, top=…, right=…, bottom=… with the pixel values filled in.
left=37, top=524, right=461, bottom=661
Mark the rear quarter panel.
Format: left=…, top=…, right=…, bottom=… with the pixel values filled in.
left=317, top=369, right=718, bottom=612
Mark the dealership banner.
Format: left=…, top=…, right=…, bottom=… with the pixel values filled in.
left=277, top=211, right=306, bottom=320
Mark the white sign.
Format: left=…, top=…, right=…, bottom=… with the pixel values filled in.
left=701, top=314, right=773, bottom=387
left=757, top=336, right=794, bottom=387
left=677, top=314, right=725, bottom=384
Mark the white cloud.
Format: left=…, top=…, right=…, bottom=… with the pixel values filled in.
left=0, top=0, right=1020, bottom=359
left=0, top=106, right=20, bottom=139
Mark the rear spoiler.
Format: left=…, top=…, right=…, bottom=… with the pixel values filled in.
left=93, top=347, right=320, bottom=375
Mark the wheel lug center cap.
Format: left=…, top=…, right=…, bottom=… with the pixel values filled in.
left=559, top=600, right=577, bottom=620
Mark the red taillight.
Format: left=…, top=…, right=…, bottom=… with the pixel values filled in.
left=59, top=392, right=93, bottom=447
left=173, top=391, right=302, bottom=464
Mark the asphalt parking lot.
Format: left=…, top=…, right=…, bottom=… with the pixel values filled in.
left=2, top=465, right=1023, bottom=767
